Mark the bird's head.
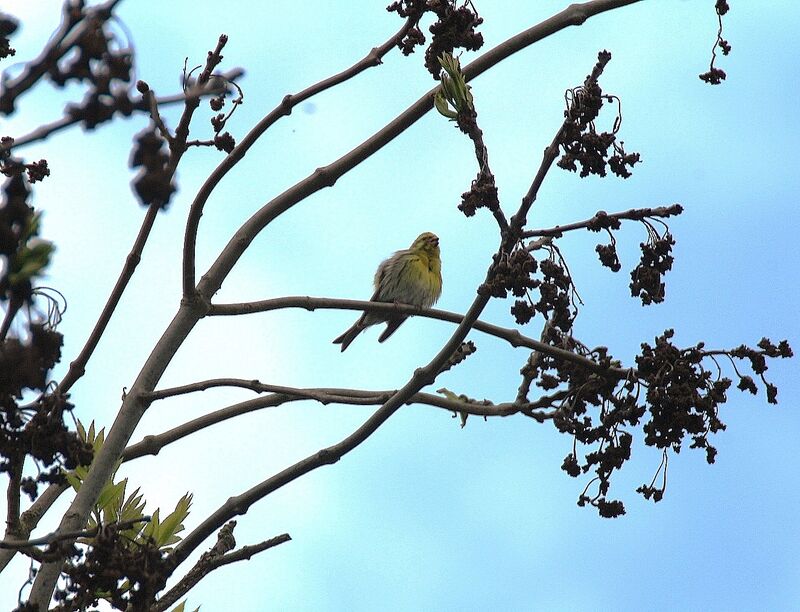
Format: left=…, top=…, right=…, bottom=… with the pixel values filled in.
left=411, top=232, right=440, bottom=258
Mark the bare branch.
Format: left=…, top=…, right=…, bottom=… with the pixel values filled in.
left=56, top=202, right=160, bottom=395
left=141, top=83, right=172, bottom=144
left=0, top=516, right=149, bottom=550
left=523, top=204, right=684, bottom=239
left=0, top=483, right=69, bottom=572
left=125, top=386, right=562, bottom=463
left=155, top=526, right=290, bottom=612
left=145, top=378, right=358, bottom=403
left=207, top=296, right=630, bottom=377
left=181, top=16, right=418, bottom=297
left=4, top=452, right=23, bottom=541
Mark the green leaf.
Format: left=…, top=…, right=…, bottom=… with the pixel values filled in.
left=64, top=471, right=82, bottom=491
left=20, top=211, right=43, bottom=242
left=436, top=52, right=473, bottom=114
left=154, top=492, right=193, bottom=549
left=96, top=478, right=127, bottom=519
left=141, top=507, right=160, bottom=546
left=9, top=238, right=55, bottom=281
left=434, top=92, right=457, bottom=119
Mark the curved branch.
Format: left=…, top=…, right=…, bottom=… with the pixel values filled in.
left=523, top=204, right=684, bottom=239
left=153, top=532, right=291, bottom=612
left=0, top=516, right=148, bottom=550
left=56, top=202, right=160, bottom=394
left=125, top=384, right=562, bottom=462
left=207, top=296, right=630, bottom=377
left=181, top=16, right=418, bottom=297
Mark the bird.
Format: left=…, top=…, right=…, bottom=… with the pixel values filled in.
left=333, top=232, right=442, bottom=351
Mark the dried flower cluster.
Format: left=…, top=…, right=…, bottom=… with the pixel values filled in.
left=557, top=53, right=641, bottom=179
left=0, top=13, right=16, bottom=60
left=699, top=1, right=731, bottom=85
left=387, top=0, right=484, bottom=78
left=0, top=172, right=92, bottom=506
left=53, top=531, right=168, bottom=612
left=129, top=126, right=176, bottom=209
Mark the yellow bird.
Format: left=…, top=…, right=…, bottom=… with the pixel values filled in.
left=333, top=232, right=442, bottom=351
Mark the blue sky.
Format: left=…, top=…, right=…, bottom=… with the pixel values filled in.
left=1, top=1, right=799, bottom=610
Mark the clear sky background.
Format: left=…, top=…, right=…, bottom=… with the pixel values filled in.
left=1, top=1, right=799, bottom=610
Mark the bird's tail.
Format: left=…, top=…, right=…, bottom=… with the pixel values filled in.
left=377, top=316, right=407, bottom=343
left=332, top=322, right=366, bottom=352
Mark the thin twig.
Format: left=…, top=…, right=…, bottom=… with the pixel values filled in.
left=208, top=296, right=630, bottom=377
left=509, top=52, right=613, bottom=243
left=154, top=532, right=291, bottom=612
left=125, top=387, right=563, bottom=463
left=56, top=202, right=160, bottom=395
left=523, top=204, right=683, bottom=238
left=0, top=482, right=69, bottom=572
left=143, top=86, right=172, bottom=143
left=0, top=516, right=149, bottom=550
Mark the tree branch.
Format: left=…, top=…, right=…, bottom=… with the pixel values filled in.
left=153, top=528, right=290, bottom=612
left=208, top=296, right=630, bottom=377
left=509, top=50, right=613, bottom=241
left=0, top=483, right=69, bottom=572
left=522, top=204, right=684, bottom=239
left=181, top=15, right=418, bottom=297
left=56, top=202, right=160, bottom=395
left=0, top=516, right=148, bottom=550
left=3, top=452, right=23, bottom=541
left=125, top=385, right=563, bottom=463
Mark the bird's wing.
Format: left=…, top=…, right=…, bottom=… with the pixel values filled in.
left=372, top=255, right=393, bottom=298
left=373, top=249, right=416, bottom=302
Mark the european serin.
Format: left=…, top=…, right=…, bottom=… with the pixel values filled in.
left=333, top=232, right=442, bottom=351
